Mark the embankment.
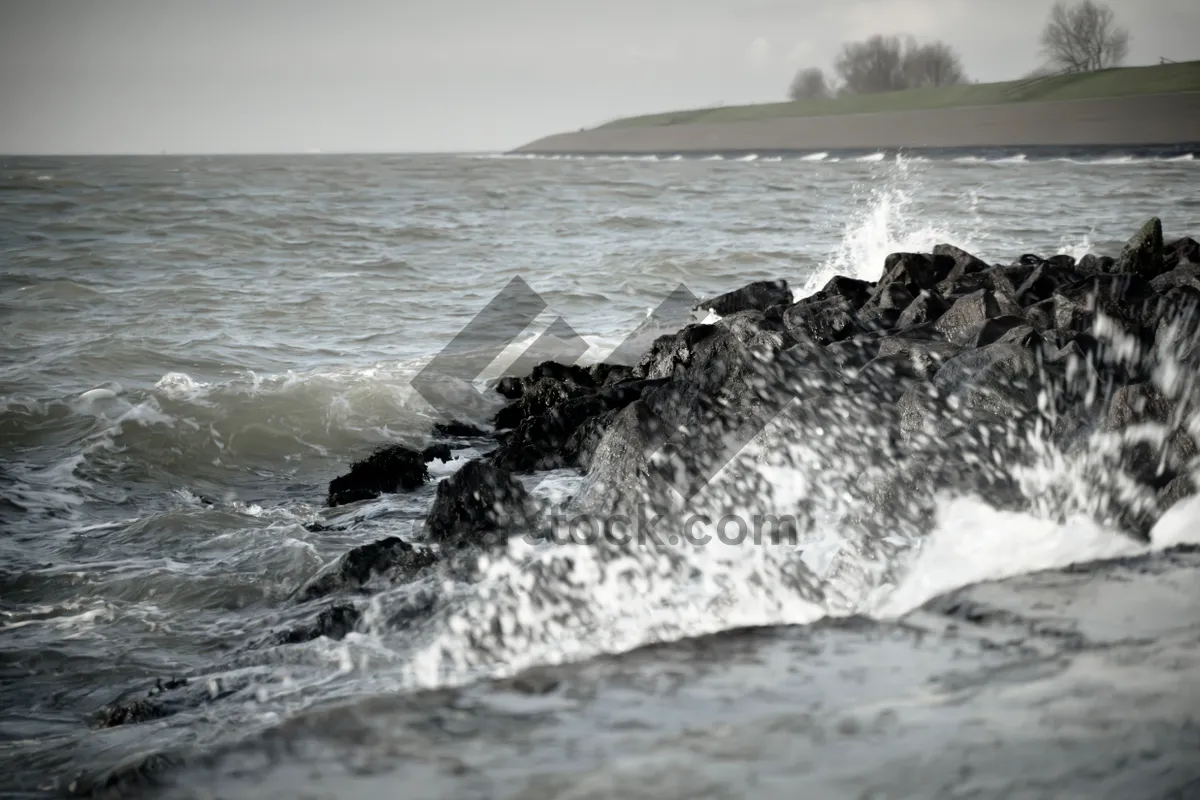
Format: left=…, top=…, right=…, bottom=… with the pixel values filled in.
left=512, top=92, right=1200, bottom=156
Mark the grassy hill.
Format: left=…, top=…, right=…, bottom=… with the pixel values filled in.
left=596, top=61, right=1200, bottom=130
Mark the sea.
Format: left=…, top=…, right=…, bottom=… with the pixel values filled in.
left=3, top=150, right=1200, bottom=799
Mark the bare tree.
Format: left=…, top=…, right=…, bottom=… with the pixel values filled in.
left=1039, top=0, right=1130, bottom=73
left=788, top=67, right=832, bottom=100
left=834, top=35, right=907, bottom=94
left=902, top=39, right=968, bottom=88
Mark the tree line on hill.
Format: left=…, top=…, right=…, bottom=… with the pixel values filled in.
left=788, top=0, right=1130, bottom=101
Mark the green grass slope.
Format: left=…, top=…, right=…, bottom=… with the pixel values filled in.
left=596, top=61, right=1200, bottom=130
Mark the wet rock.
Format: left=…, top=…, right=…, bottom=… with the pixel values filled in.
left=496, top=376, right=524, bottom=399
left=563, top=408, right=620, bottom=470
left=877, top=337, right=961, bottom=370
left=423, top=460, right=537, bottom=547
left=1052, top=273, right=1158, bottom=340
left=808, top=275, right=873, bottom=307
left=932, top=342, right=1041, bottom=424
left=327, top=444, right=443, bottom=507
left=590, top=362, right=632, bottom=386
left=1104, top=383, right=1197, bottom=490
left=1150, top=263, right=1200, bottom=294
left=1014, top=262, right=1083, bottom=306
left=1165, top=236, right=1200, bottom=269
left=783, top=295, right=861, bottom=344
left=696, top=279, right=791, bottom=316
left=896, top=289, right=949, bottom=328
left=490, top=379, right=663, bottom=472
left=297, top=537, right=438, bottom=602
left=275, top=604, right=362, bottom=644
left=823, top=338, right=882, bottom=372
left=932, top=243, right=989, bottom=289
left=494, top=377, right=592, bottom=430
left=1023, top=298, right=1056, bottom=332
left=962, top=315, right=1030, bottom=348
left=935, top=289, right=1013, bottom=345
left=871, top=252, right=954, bottom=302
left=1113, top=217, right=1165, bottom=279
left=528, top=361, right=597, bottom=387
left=433, top=420, right=491, bottom=438
left=1076, top=253, right=1115, bottom=275
left=631, top=323, right=720, bottom=380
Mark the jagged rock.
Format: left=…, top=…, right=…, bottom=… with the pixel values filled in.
left=563, top=408, right=620, bottom=470
left=896, top=289, right=949, bottom=328
left=1014, top=262, right=1083, bottom=306
left=1076, top=253, right=1115, bottom=275
left=631, top=323, right=720, bottom=379
left=1024, top=298, right=1056, bottom=332
left=877, top=337, right=960, bottom=370
left=423, top=460, right=537, bottom=547
left=1114, top=217, right=1165, bottom=279
left=297, top=537, right=438, bottom=602
left=962, top=315, right=1030, bottom=348
left=1104, top=383, right=1197, bottom=491
left=327, top=444, right=445, bottom=507
left=783, top=295, right=861, bottom=344
left=1165, top=237, right=1200, bottom=269
left=1150, top=263, right=1200, bottom=294
left=1052, top=273, right=1158, bottom=340
left=932, top=243, right=989, bottom=289
left=935, top=289, right=1015, bottom=345
left=494, top=376, right=592, bottom=430
left=496, top=376, right=524, bottom=399
left=870, top=252, right=953, bottom=304
left=807, top=275, right=873, bottom=307
left=1014, top=253, right=1044, bottom=266
left=696, top=279, right=791, bottom=316
left=932, top=342, right=1041, bottom=423
left=490, top=379, right=663, bottom=472
left=591, top=362, right=632, bottom=386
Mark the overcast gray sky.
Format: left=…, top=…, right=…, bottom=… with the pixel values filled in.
left=2, top=0, right=1197, bottom=154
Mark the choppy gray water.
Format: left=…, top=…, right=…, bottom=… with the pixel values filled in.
left=3, top=152, right=1200, bottom=798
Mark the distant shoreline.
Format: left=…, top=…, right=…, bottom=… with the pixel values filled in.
left=512, top=92, right=1200, bottom=157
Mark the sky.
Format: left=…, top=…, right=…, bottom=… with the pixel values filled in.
left=2, top=0, right=1198, bottom=154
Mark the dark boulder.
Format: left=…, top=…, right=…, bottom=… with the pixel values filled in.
left=1024, top=298, right=1056, bottom=332
left=423, top=460, right=537, bottom=547
left=590, top=362, right=633, bottom=386
left=563, top=408, right=620, bottom=470
left=1014, top=262, right=1083, bottom=306
left=490, top=379, right=663, bottom=472
left=696, top=279, right=791, bottom=316
left=932, top=342, right=1042, bottom=423
left=961, top=315, right=1031, bottom=348
left=1150, top=263, right=1200, bottom=294
left=433, top=420, right=490, bottom=438
left=934, top=289, right=1021, bottom=345
left=870, top=252, right=953, bottom=303
left=896, top=289, right=949, bottom=328
left=1104, top=383, right=1197, bottom=491
left=783, top=295, right=862, bottom=344
left=631, top=323, right=720, bottom=380
left=296, top=537, right=438, bottom=602
left=932, top=243, right=989, bottom=285
left=1076, top=254, right=1115, bottom=275
left=1165, top=237, right=1200, bottom=270
left=807, top=275, right=873, bottom=307
left=327, top=444, right=446, bottom=507
left=1052, top=273, right=1158, bottom=340
left=1113, top=217, right=1165, bottom=280
left=494, top=376, right=592, bottom=430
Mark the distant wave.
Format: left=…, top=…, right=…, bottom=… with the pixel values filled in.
left=800, top=152, right=829, bottom=162
left=854, top=152, right=886, bottom=163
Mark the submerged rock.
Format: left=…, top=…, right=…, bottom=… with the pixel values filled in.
left=296, top=536, right=438, bottom=602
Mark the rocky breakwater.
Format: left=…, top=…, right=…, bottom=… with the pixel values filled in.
left=294, top=216, right=1200, bottom=630
left=94, top=220, right=1200, bottom=744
